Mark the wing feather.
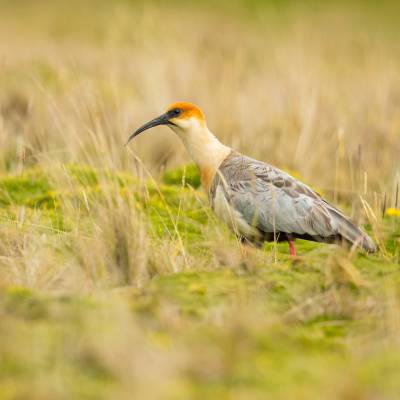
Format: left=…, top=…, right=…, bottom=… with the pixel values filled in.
left=216, top=152, right=376, bottom=252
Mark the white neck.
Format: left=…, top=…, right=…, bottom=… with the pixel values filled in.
left=170, top=120, right=231, bottom=189
left=173, top=124, right=230, bottom=169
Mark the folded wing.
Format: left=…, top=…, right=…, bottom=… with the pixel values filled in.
left=215, top=153, right=376, bottom=252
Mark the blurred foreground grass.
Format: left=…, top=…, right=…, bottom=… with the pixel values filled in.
left=0, top=164, right=399, bottom=399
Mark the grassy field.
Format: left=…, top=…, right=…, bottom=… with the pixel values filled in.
left=0, top=0, right=400, bottom=398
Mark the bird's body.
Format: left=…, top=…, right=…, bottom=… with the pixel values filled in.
left=209, top=151, right=376, bottom=252
left=127, top=102, right=377, bottom=255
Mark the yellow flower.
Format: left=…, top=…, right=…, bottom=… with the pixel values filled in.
left=188, top=283, right=207, bottom=295
left=386, top=208, right=400, bottom=217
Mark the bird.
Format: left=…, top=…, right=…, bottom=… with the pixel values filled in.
left=126, top=102, right=377, bottom=256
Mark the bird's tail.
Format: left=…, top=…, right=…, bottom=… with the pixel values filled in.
left=327, top=206, right=377, bottom=253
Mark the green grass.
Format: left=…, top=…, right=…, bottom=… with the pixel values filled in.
left=0, top=164, right=399, bottom=399
left=1, top=0, right=400, bottom=396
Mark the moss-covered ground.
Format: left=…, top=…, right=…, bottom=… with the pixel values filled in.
left=0, top=164, right=399, bottom=399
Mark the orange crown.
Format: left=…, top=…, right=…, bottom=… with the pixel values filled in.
left=166, top=102, right=206, bottom=123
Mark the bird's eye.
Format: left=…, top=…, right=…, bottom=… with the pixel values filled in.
left=172, top=108, right=181, bottom=116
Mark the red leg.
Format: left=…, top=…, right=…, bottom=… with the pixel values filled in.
left=289, top=240, right=296, bottom=257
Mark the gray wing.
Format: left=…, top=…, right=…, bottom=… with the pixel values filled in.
left=216, top=152, right=376, bottom=252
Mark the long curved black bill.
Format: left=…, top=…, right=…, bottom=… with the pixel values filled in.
left=125, top=113, right=171, bottom=146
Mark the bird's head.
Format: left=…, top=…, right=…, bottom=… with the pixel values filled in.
left=126, top=102, right=206, bottom=145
